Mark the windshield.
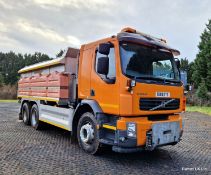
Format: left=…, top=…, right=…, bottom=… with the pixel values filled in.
left=119, top=42, right=180, bottom=81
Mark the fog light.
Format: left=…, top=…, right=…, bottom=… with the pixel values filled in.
left=127, top=122, right=136, bottom=138
left=119, top=137, right=126, bottom=142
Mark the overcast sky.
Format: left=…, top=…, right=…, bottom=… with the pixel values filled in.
left=0, top=0, right=210, bottom=61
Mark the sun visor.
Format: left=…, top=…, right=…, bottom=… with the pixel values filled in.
left=117, top=32, right=180, bottom=56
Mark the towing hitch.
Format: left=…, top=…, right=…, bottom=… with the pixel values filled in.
left=145, top=130, right=154, bottom=151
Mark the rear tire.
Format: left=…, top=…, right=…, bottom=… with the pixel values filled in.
left=22, top=103, right=30, bottom=125
left=77, top=112, right=100, bottom=155
left=30, top=104, right=43, bottom=130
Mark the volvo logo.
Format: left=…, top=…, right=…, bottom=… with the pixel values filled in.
left=150, top=99, right=175, bottom=111
left=160, top=101, right=166, bottom=108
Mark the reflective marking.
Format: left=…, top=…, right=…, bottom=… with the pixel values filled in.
left=102, top=124, right=116, bottom=130
left=18, top=95, right=59, bottom=102
left=39, top=119, right=70, bottom=131
left=100, top=103, right=119, bottom=109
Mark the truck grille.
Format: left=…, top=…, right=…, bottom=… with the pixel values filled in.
left=139, top=98, right=180, bottom=111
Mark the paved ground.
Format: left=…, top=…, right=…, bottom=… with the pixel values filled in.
left=0, top=103, right=210, bottom=175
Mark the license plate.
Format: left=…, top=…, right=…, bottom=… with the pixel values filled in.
left=156, top=92, right=170, bottom=97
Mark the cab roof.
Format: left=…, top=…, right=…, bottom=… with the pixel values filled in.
left=118, top=27, right=180, bottom=56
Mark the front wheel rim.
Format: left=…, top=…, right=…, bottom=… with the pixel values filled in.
left=80, top=123, right=94, bottom=144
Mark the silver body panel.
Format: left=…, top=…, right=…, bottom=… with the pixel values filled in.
left=152, top=121, right=180, bottom=148
left=39, top=104, right=74, bottom=131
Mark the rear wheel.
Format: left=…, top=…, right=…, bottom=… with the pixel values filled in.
left=22, top=103, right=30, bottom=125
left=77, top=112, right=100, bottom=154
left=31, top=104, right=43, bottom=130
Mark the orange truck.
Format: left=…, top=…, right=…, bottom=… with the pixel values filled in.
left=18, top=27, right=185, bottom=154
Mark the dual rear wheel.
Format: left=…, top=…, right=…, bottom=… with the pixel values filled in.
left=21, top=103, right=42, bottom=130
left=21, top=103, right=101, bottom=154
left=22, top=103, right=30, bottom=125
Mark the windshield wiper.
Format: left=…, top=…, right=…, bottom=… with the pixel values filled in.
left=135, top=76, right=180, bottom=84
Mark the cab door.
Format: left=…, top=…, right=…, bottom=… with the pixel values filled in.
left=90, top=41, right=119, bottom=115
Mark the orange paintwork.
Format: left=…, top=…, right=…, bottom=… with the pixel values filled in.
left=119, top=79, right=184, bottom=116
left=78, top=36, right=185, bottom=116
left=78, top=38, right=121, bottom=114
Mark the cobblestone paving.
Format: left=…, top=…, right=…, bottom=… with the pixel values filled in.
left=0, top=103, right=210, bottom=175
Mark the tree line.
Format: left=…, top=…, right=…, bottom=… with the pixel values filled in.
left=0, top=52, right=51, bottom=86
left=180, top=19, right=211, bottom=104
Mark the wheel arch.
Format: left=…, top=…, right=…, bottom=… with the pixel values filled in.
left=71, top=100, right=103, bottom=141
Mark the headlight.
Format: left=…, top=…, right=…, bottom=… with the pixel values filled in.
left=127, top=122, right=136, bottom=138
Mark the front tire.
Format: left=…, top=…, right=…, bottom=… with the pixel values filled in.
left=30, top=104, right=43, bottom=130
left=77, top=112, right=100, bottom=154
left=22, top=103, right=30, bottom=125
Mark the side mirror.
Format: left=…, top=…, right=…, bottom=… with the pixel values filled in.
left=98, top=43, right=111, bottom=55
left=97, top=57, right=109, bottom=75
left=175, top=59, right=181, bottom=69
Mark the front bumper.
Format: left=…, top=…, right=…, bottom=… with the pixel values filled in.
left=98, top=114, right=183, bottom=153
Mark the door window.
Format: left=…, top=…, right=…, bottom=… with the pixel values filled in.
left=95, top=47, right=116, bottom=81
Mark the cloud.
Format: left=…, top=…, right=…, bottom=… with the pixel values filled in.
left=0, top=0, right=210, bottom=60
left=0, top=22, right=7, bottom=32
left=16, top=19, right=80, bottom=46
left=33, top=0, right=108, bottom=9
left=0, top=0, right=13, bottom=9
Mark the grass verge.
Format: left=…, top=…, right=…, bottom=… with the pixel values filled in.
left=186, top=106, right=211, bottom=116
left=0, top=99, right=18, bottom=103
